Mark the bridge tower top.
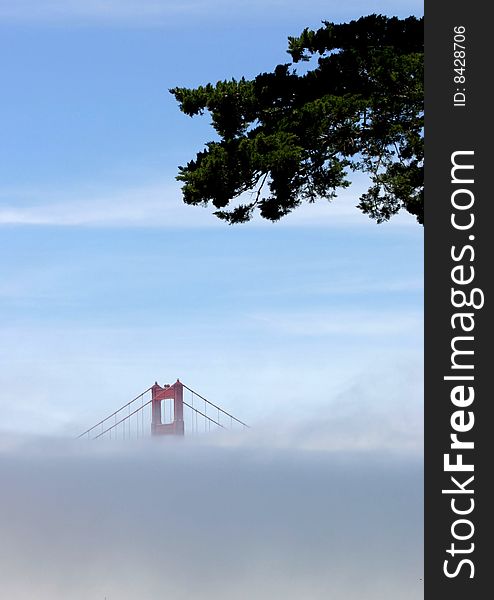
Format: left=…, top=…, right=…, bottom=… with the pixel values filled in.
left=78, top=379, right=248, bottom=440
left=151, top=379, right=184, bottom=436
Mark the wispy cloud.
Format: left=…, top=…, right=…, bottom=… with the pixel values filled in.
left=0, top=180, right=417, bottom=228
left=0, top=182, right=220, bottom=227
left=249, top=309, right=423, bottom=337
left=236, top=277, right=424, bottom=302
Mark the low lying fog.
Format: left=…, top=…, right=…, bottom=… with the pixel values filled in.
left=0, top=432, right=423, bottom=600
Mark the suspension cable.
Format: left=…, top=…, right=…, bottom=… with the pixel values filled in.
left=182, top=384, right=249, bottom=428
left=77, top=387, right=152, bottom=438
left=183, top=400, right=224, bottom=429
left=79, top=381, right=248, bottom=440
left=94, top=399, right=152, bottom=439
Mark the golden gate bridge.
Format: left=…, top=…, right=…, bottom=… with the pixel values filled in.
left=78, top=379, right=248, bottom=440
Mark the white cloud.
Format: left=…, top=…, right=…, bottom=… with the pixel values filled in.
left=0, top=179, right=418, bottom=228
left=238, top=277, right=424, bottom=302
left=0, top=182, right=219, bottom=227
left=249, top=308, right=423, bottom=337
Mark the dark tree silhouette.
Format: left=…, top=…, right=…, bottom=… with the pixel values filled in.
left=171, top=14, right=423, bottom=224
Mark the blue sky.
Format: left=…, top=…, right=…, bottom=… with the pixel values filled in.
left=0, top=0, right=424, bottom=443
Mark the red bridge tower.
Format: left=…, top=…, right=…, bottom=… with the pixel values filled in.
left=151, top=379, right=184, bottom=436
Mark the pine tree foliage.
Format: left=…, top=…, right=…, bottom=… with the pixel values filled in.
left=170, top=14, right=424, bottom=224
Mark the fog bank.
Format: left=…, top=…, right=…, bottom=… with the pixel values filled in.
left=0, top=436, right=423, bottom=599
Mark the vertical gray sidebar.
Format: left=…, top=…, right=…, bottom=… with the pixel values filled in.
left=425, top=2, right=492, bottom=598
